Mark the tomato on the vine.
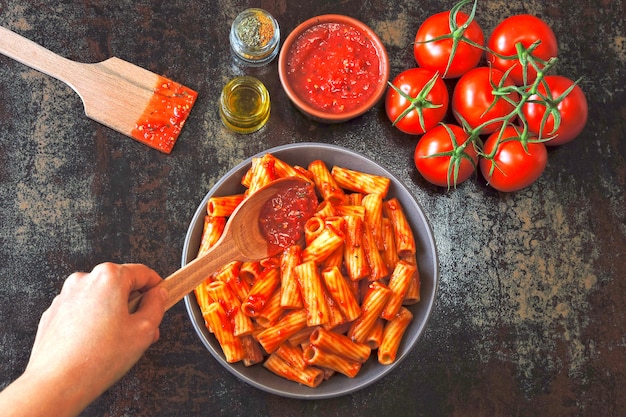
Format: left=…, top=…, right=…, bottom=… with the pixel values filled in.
left=486, top=14, right=558, bottom=86
left=385, top=68, right=449, bottom=135
left=413, top=0, right=485, bottom=79
left=522, top=75, right=588, bottom=146
left=414, top=124, right=478, bottom=187
left=479, top=126, right=548, bottom=192
left=452, top=66, right=520, bottom=134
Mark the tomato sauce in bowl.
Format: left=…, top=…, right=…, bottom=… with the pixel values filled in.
left=286, top=22, right=381, bottom=113
left=279, top=15, right=389, bottom=123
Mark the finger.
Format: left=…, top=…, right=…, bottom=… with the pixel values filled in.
left=29, top=300, right=56, bottom=357
left=118, top=263, right=163, bottom=293
left=61, top=271, right=88, bottom=292
left=132, top=286, right=168, bottom=343
left=123, top=263, right=163, bottom=291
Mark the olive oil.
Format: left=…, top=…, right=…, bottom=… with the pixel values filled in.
left=220, top=76, right=270, bottom=134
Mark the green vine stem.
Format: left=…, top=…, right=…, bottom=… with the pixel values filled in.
left=527, top=76, right=584, bottom=139
left=417, top=123, right=478, bottom=189
left=388, top=71, right=444, bottom=133
left=471, top=56, right=560, bottom=161
left=414, top=0, right=484, bottom=78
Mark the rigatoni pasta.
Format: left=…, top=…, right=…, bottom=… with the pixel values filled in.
left=256, top=309, right=308, bottom=354
left=342, top=215, right=370, bottom=281
left=203, top=302, right=245, bottom=363
left=308, top=159, right=345, bottom=204
left=381, top=260, right=416, bottom=320
left=198, top=215, right=225, bottom=256
left=302, top=344, right=361, bottom=378
left=242, top=267, right=281, bottom=317
left=309, top=327, right=371, bottom=363
left=207, top=194, right=245, bottom=217
left=301, top=224, right=344, bottom=264
left=378, top=307, right=413, bottom=365
left=383, top=197, right=417, bottom=258
left=348, top=281, right=392, bottom=344
left=192, top=153, right=422, bottom=387
left=295, top=260, right=330, bottom=327
left=279, top=245, right=303, bottom=309
left=264, top=344, right=324, bottom=388
left=206, top=280, right=253, bottom=337
left=331, top=165, right=391, bottom=197
left=321, top=266, right=361, bottom=322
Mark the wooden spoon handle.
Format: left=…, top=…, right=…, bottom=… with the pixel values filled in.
left=128, top=232, right=244, bottom=313
left=160, top=238, right=244, bottom=310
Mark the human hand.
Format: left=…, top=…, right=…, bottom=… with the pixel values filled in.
left=1, top=262, right=167, bottom=417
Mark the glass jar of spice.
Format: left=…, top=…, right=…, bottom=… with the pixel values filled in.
left=230, top=8, right=280, bottom=66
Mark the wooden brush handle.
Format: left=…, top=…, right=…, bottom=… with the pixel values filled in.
left=0, top=26, right=81, bottom=87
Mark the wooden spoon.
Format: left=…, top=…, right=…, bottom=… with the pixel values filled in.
left=0, top=26, right=197, bottom=154
left=129, top=177, right=310, bottom=312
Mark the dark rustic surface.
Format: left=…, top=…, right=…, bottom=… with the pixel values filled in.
left=0, top=1, right=624, bottom=416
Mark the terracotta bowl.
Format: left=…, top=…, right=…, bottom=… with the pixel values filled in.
left=182, top=143, right=439, bottom=399
left=278, top=15, right=390, bottom=123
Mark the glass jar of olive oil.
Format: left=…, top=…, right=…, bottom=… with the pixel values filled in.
left=219, top=76, right=270, bottom=134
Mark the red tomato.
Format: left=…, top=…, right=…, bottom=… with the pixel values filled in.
left=385, top=68, right=449, bottom=135
left=413, top=1, right=484, bottom=79
left=452, top=67, right=519, bottom=134
left=479, top=126, right=548, bottom=192
left=414, top=124, right=478, bottom=187
left=486, top=14, right=558, bottom=86
left=522, top=75, right=588, bottom=146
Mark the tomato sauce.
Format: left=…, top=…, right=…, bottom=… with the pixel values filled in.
left=131, top=76, right=197, bottom=154
left=285, top=22, right=382, bottom=113
left=259, top=181, right=318, bottom=254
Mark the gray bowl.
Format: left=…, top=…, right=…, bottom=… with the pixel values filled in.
left=182, top=142, right=438, bottom=399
